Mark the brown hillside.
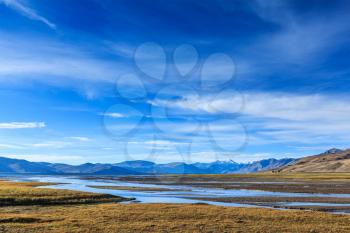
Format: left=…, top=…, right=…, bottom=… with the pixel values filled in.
left=276, top=148, right=350, bottom=173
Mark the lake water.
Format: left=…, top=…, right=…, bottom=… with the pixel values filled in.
left=2, top=175, right=350, bottom=213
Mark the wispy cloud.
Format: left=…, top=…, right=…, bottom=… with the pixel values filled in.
left=150, top=91, right=350, bottom=146
left=0, top=143, right=24, bottom=149
left=0, top=33, right=130, bottom=99
left=2, top=154, right=85, bottom=163
left=0, top=122, right=45, bottom=129
left=102, top=112, right=126, bottom=118
left=30, top=141, right=71, bottom=149
left=260, top=17, right=350, bottom=65
left=102, top=147, right=113, bottom=150
left=65, top=136, right=90, bottom=142
left=0, top=0, right=56, bottom=29
left=29, top=136, right=90, bottom=148
left=152, top=92, right=350, bottom=121
left=232, top=1, right=350, bottom=82
left=105, top=42, right=135, bottom=58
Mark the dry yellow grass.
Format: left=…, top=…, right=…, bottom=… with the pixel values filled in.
left=0, top=203, right=350, bottom=233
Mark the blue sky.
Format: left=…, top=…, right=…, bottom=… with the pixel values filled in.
left=1, top=0, right=350, bottom=164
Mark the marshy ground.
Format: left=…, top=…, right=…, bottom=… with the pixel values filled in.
left=105, top=173, right=350, bottom=213
left=114, top=172, right=350, bottom=194
left=1, top=175, right=350, bottom=232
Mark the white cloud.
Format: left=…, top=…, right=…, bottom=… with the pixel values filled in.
left=29, top=136, right=90, bottom=148
left=0, top=122, right=45, bottom=129
left=187, top=151, right=277, bottom=163
left=152, top=92, right=350, bottom=122
left=150, top=92, right=243, bottom=114
left=0, top=143, right=23, bottom=149
left=2, top=154, right=85, bottom=164
left=65, top=137, right=90, bottom=142
left=242, top=93, right=350, bottom=121
left=29, top=141, right=72, bottom=149
left=0, top=34, right=130, bottom=94
left=150, top=91, right=350, bottom=146
left=144, top=140, right=178, bottom=146
left=1, top=0, right=56, bottom=29
left=142, top=140, right=185, bottom=150
left=102, top=112, right=125, bottom=118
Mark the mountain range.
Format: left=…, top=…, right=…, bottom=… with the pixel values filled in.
left=0, top=156, right=296, bottom=175
left=2, top=148, right=348, bottom=175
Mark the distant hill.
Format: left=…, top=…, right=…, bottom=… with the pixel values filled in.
left=274, top=148, right=350, bottom=173
left=0, top=157, right=138, bottom=175
left=115, top=160, right=156, bottom=174
left=0, top=157, right=59, bottom=174
left=0, top=156, right=295, bottom=175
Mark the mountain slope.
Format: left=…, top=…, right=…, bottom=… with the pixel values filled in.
left=192, top=161, right=244, bottom=174
left=92, top=166, right=142, bottom=175
left=48, top=163, right=139, bottom=175
left=275, top=148, right=350, bottom=173
left=239, top=158, right=295, bottom=173
left=153, top=163, right=208, bottom=174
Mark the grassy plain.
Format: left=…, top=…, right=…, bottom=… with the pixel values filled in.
left=1, top=202, right=350, bottom=232
left=1, top=177, right=350, bottom=232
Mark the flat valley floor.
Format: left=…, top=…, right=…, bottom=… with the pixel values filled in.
left=1, top=174, right=350, bottom=233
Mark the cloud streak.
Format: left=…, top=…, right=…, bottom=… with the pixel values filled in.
left=0, top=122, right=46, bottom=129
left=1, top=0, right=56, bottom=29
left=102, top=112, right=126, bottom=118
left=65, top=137, right=90, bottom=142
left=0, top=33, right=131, bottom=99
